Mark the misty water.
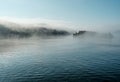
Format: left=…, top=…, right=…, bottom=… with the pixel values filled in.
left=0, top=35, right=120, bottom=82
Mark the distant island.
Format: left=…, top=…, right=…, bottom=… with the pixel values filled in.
left=73, top=30, right=113, bottom=39
left=0, top=24, right=70, bottom=38
left=73, top=30, right=97, bottom=36
left=73, top=30, right=87, bottom=36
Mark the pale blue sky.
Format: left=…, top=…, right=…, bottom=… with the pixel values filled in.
left=0, top=0, right=120, bottom=27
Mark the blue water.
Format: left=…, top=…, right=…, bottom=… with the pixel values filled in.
left=0, top=36, right=120, bottom=82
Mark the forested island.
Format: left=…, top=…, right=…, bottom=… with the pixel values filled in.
left=0, top=24, right=70, bottom=38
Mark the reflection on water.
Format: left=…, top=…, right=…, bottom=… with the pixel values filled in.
left=0, top=36, right=120, bottom=82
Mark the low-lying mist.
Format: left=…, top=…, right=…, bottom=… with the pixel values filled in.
left=0, top=20, right=120, bottom=39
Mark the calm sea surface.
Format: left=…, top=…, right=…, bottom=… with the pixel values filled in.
left=0, top=35, right=120, bottom=82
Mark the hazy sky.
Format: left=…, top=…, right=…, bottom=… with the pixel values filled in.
left=0, top=0, right=120, bottom=31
